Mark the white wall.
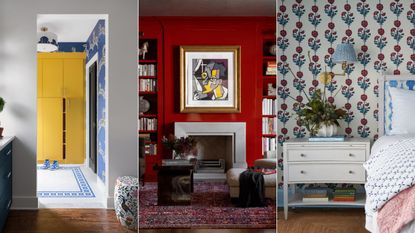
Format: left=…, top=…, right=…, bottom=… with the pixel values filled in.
left=0, top=0, right=137, bottom=209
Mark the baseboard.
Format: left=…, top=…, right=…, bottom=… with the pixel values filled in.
left=11, top=196, right=38, bottom=209
left=107, top=197, right=114, bottom=209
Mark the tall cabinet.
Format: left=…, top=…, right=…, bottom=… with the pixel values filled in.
left=37, top=53, right=86, bottom=164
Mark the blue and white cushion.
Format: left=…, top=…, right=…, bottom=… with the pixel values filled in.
left=384, top=80, right=415, bottom=135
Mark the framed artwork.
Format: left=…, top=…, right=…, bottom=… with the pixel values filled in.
left=180, top=46, right=241, bottom=113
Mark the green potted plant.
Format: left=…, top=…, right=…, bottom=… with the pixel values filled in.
left=0, top=97, right=5, bottom=137
left=297, top=88, right=346, bottom=136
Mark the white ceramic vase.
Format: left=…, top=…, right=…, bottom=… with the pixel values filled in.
left=316, top=123, right=338, bottom=137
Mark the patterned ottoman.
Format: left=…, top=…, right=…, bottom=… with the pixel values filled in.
left=114, top=176, right=138, bottom=230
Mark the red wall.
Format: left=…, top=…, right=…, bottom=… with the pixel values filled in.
left=141, top=17, right=275, bottom=166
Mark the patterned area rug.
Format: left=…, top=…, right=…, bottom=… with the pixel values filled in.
left=37, top=166, right=95, bottom=198
left=139, top=182, right=276, bottom=229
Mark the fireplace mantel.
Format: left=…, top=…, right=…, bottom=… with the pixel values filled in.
left=174, top=122, right=247, bottom=168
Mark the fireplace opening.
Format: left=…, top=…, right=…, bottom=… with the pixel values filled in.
left=191, top=135, right=233, bottom=181
left=174, top=122, right=247, bottom=180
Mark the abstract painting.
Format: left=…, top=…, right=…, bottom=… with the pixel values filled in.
left=180, top=46, right=240, bottom=113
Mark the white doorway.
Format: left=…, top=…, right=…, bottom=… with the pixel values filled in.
left=36, top=14, right=108, bottom=208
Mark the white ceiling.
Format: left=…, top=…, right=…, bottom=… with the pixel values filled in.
left=139, top=0, right=275, bottom=16
left=37, top=14, right=106, bottom=42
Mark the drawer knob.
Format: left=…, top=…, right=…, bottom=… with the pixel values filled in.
left=349, top=153, right=353, bottom=157
left=6, top=172, right=11, bottom=179
left=300, top=170, right=305, bottom=174
left=300, top=154, right=305, bottom=157
left=349, top=170, right=354, bottom=174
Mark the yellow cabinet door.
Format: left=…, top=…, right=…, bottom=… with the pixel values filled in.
left=37, top=59, right=43, bottom=98
left=38, top=98, right=63, bottom=162
left=64, top=59, right=85, bottom=98
left=65, top=98, right=85, bottom=164
left=42, top=59, right=63, bottom=97
left=37, top=99, right=44, bottom=162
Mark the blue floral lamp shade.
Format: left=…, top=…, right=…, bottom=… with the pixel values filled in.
left=37, top=27, right=58, bottom=52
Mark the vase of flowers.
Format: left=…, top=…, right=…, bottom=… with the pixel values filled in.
left=296, top=88, right=346, bottom=137
left=162, top=134, right=197, bottom=160
left=284, top=57, right=347, bottom=137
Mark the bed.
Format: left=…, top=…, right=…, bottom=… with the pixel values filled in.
left=365, top=75, right=415, bottom=233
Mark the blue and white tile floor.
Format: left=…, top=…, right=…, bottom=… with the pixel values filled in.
left=37, top=165, right=105, bottom=208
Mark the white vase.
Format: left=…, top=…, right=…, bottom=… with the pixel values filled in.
left=316, top=123, right=338, bottom=137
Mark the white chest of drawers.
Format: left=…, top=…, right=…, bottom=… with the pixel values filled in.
left=282, top=138, right=370, bottom=220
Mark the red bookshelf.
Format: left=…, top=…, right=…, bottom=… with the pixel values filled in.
left=261, top=28, right=277, bottom=159
left=138, top=20, right=164, bottom=182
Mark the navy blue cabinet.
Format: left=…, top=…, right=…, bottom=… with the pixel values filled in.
left=0, top=138, right=13, bottom=232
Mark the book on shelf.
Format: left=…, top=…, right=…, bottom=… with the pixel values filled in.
left=303, top=187, right=328, bottom=195
left=262, top=138, right=276, bottom=155
left=333, top=187, right=356, bottom=201
left=302, top=187, right=329, bottom=202
left=334, top=187, right=356, bottom=191
left=302, top=197, right=329, bottom=203
left=138, top=64, right=157, bottom=76
left=308, top=135, right=345, bottom=142
left=139, top=79, right=157, bottom=92
left=332, top=197, right=356, bottom=202
left=265, top=61, right=276, bottom=75
left=262, top=98, right=276, bottom=115
left=262, top=117, right=276, bottom=134
left=267, top=61, right=276, bottom=68
left=139, top=118, right=158, bottom=131
left=303, top=194, right=327, bottom=198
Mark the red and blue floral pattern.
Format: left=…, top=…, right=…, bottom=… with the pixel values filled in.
left=277, top=0, right=415, bottom=185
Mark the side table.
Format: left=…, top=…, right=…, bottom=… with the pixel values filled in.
left=156, top=163, right=194, bottom=205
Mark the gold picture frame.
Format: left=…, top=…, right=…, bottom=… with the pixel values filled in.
left=180, top=46, right=241, bottom=113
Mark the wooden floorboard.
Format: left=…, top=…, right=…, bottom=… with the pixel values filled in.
left=3, top=209, right=133, bottom=233
left=277, top=208, right=369, bottom=233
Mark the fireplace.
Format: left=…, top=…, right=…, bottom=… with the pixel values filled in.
left=174, top=122, right=247, bottom=180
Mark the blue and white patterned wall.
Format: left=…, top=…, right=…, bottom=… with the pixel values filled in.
left=86, top=20, right=106, bottom=183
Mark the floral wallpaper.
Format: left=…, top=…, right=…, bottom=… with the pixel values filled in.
left=86, top=20, right=106, bottom=182
left=277, top=0, right=415, bottom=184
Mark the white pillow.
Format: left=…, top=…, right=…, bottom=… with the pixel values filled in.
left=389, top=87, right=415, bottom=135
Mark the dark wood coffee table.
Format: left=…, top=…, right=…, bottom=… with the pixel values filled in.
left=156, top=164, right=194, bottom=205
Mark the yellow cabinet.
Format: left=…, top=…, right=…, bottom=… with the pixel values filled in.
left=65, top=98, right=85, bottom=164
left=37, top=98, right=63, bottom=162
left=37, top=53, right=85, bottom=98
left=37, top=53, right=86, bottom=164
left=64, top=59, right=85, bottom=98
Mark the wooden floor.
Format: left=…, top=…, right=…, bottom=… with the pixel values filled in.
left=277, top=208, right=369, bottom=233
left=3, top=209, right=133, bottom=233
left=4, top=208, right=369, bottom=233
